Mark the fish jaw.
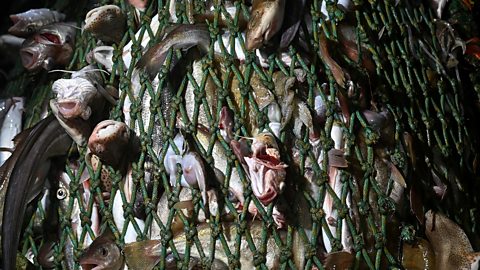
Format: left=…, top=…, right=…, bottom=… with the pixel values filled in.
left=8, top=18, right=31, bottom=37
left=88, top=120, right=130, bottom=167
left=19, top=46, right=43, bottom=71
left=84, top=5, right=126, bottom=44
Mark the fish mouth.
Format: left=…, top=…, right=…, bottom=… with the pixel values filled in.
left=19, top=48, right=39, bottom=70
left=35, top=33, right=62, bottom=45
left=256, top=186, right=277, bottom=205
left=94, top=120, right=126, bottom=139
left=56, top=100, right=83, bottom=119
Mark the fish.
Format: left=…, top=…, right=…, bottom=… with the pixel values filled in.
left=86, top=46, right=116, bottom=73
left=8, top=8, right=66, bottom=37
left=128, top=0, right=149, bottom=11
left=79, top=229, right=124, bottom=270
left=19, top=22, right=77, bottom=71
left=125, top=221, right=307, bottom=270
left=136, top=24, right=211, bottom=79
left=430, top=0, right=449, bottom=18
left=50, top=65, right=109, bottom=146
left=0, top=34, right=25, bottom=49
left=0, top=97, right=24, bottom=166
left=245, top=0, right=286, bottom=51
left=318, top=32, right=347, bottom=88
left=1, top=115, right=73, bottom=270
left=425, top=210, right=480, bottom=270
left=83, top=5, right=126, bottom=44
left=87, top=120, right=138, bottom=170
left=401, top=238, right=436, bottom=270
left=279, top=0, right=306, bottom=49
left=37, top=240, right=56, bottom=269
left=193, top=4, right=248, bottom=29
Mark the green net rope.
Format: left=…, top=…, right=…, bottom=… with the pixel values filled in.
left=4, top=0, right=479, bottom=269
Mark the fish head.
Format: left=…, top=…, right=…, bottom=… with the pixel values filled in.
left=86, top=46, right=115, bottom=72
left=35, top=23, right=77, bottom=46
left=8, top=15, right=37, bottom=36
left=245, top=0, right=284, bottom=51
left=84, top=5, right=125, bottom=43
left=252, top=133, right=280, bottom=158
left=79, top=231, right=123, bottom=270
left=51, top=77, right=98, bottom=120
left=19, top=41, right=50, bottom=71
left=88, top=120, right=130, bottom=167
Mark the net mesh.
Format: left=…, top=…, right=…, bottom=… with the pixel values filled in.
left=3, top=0, right=479, bottom=269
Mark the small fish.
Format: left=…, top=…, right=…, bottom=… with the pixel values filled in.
left=0, top=97, right=24, bottom=166
left=8, top=8, right=66, bottom=37
left=1, top=115, right=72, bottom=270
left=245, top=0, right=286, bottom=51
left=79, top=230, right=123, bottom=270
left=83, top=5, right=126, bottom=44
left=50, top=65, right=108, bottom=146
left=425, top=210, right=480, bottom=270
left=19, top=22, right=76, bottom=71
left=136, top=24, right=210, bottom=79
left=125, top=221, right=307, bottom=270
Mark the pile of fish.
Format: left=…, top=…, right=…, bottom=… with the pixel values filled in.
left=2, top=8, right=78, bottom=72
left=1, top=0, right=479, bottom=269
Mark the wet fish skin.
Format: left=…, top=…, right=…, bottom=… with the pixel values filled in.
left=88, top=120, right=136, bottom=170
left=245, top=0, right=286, bottom=51
left=84, top=5, right=126, bottom=44
left=425, top=210, right=480, bottom=270
left=19, top=22, right=77, bottom=71
left=79, top=230, right=123, bottom=270
left=1, top=115, right=73, bottom=270
left=8, top=8, right=66, bottom=37
left=50, top=65, right=108, bottom=146
left=125, top=221, right=307, bottom=270
left=136, top=24, right=211, bottom=79
left=279, top=0, right=306, bottom=49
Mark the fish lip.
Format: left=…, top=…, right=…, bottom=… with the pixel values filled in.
left=19, top=47, right=39, bottom=70
left=256, top=186, right=277, bottom=205
left=91, top=120, right=127, bottom=141
left=55, top=99, right=82, bottom=119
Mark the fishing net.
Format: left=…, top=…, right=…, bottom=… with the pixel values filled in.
left=3, top=0, right=480, bottom=269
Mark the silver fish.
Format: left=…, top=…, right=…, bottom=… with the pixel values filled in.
left=8, top=8, right=65, bottom=37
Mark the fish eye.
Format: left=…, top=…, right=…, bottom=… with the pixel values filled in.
left=227, top=190, right=238, bottom=203
left=56, top=188, right=68, bottom=200
left=26, top=25, right=34, bottom=33
left=101, top=247, right=108, bottom=257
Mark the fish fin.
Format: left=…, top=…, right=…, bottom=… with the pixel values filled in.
left=124, top=240, right=161, bottom=270
left=466, top=252, right=480, bottom=269
left=410, top=183, right=425, bottom=225
left=328, top=149, right=348, bottom=168
left=385, top=159, right=407, bottom=188
left=322, top=251, right=354, bottom=269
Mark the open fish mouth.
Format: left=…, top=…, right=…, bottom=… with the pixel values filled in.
left=35, top=32, right=62, bottom=45
left=19, top=48, right=39, bottom=70
left=94, top=120, right=125, bottom=139
left=56, top=99, right=84, bottom=119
